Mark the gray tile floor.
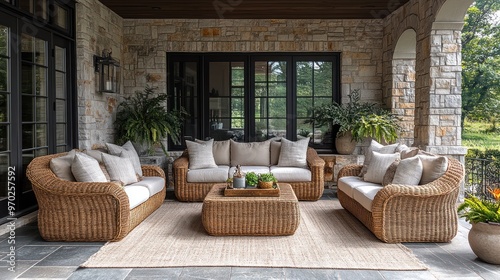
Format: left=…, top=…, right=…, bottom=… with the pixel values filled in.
left=1, top=189, right=499, bottom=280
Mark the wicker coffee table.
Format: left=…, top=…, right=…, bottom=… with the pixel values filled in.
left=202, top=183, right=300, bottom=236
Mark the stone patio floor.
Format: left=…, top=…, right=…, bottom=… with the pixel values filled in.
left=1, top=188, right=499, bottom=280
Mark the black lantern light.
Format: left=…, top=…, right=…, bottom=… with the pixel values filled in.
left=94, top=49, right=120, bottom=93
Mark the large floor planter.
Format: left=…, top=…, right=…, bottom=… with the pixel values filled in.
left=335, top=131, right=357, bottom=155
left=468, top=222, right=500, bottom=265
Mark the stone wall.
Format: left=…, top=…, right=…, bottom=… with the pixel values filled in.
left=122, top=19, right=385, bottom=105
left=75, top=0, right=123, bottom=150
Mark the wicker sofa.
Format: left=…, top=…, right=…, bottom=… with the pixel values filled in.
left=26, top=152, right=166, bottom=242
left=173, top=139, right=325, bottom=201
left=337, top=155, right=464, bottom=243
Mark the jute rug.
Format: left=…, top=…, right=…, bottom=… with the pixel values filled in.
left=82, top=200, right=426, bottom=270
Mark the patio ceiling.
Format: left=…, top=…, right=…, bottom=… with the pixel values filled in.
left=98, top=0, right=411, bottom=19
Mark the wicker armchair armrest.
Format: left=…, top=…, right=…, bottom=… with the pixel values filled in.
left=173, top=150, right=189, bottom=170
left=306, top=147, right=325, bottom=169
left=141, top=165, right=166, bottom=179
left=338, top=164, right=363, bottom=179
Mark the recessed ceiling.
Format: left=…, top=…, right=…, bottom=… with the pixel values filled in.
left=98, top=0, right=411, bottom=19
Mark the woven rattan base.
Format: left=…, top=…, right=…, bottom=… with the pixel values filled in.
left=202, top=183, right=300, bottom=236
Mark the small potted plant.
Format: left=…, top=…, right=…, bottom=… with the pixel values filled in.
left=258, top=173, right=277, bottom=189
left=245, top=172, right=259, bottom=188
left=458, top=187, right=500, bottom=264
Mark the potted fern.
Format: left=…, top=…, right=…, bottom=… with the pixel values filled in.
left=114, top=85, right=186, bottom=155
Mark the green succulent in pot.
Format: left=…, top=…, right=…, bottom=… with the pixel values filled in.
left=258, top=173, right=278, bottom=189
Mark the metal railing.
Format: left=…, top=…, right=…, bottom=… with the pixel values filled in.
left=465, top=157, right=500, bottom=199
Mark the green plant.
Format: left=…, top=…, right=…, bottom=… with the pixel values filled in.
left=114, top=85, right=187, bottom=155
left=306, top=89, right=400, bottom=142
left=458, top=188, right=500, bottom=224
left=352, top=112, right=401, bottom=143
left=245, top=172, right=259, bottom=186
left=258, top=173, right=277, bottom=183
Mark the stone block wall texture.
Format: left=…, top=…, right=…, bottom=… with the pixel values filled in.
left=121, top=19, right=385, bottom=105
left=76, top=0, right=123, bottom=150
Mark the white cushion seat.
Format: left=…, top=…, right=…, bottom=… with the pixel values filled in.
left=187, top=166, right=230, bottom=183
left=123, top=185, right=150, bottom=209
left=352, top=185, right=383, bottom=212
left=128, top=176, right=165, bottom=197
left=228, top=166, right=271, bottom=178
left=337, top=176, right=382, bottom=198
left=270, top=166, right=311, bottom=182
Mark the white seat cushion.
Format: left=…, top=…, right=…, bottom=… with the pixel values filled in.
left=128, top=176, right=165, bottom=196
left=187, top=165, right=230, bottom=183
left=270, top=166, right=311, bottom=182
left=352, top=185, right=383, bottom=212
left=229, top=166, right=271, bottom=178
left=337, top=176, right=382, bottom=198
left=123, top=185, right=150, bottom=209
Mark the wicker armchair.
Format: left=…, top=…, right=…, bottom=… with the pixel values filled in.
left=26, top=152, right=166, bottom=242
left=337, top=156, right=464, bottom=243
left=174, top=147, right=325, bottom=201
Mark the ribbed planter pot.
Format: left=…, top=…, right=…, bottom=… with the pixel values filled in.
left=335, top=131, right=357, bottom=155
left=468, top=222, right=500, bottom=265
left=258, top=181, right=274, bottom=189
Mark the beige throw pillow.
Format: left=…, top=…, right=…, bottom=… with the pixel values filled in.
left=106, top=141, right=143, bottom=177
left=102, top=153, right=138, bottom=185
left=359, top=140, right=399, bottom=176
left=418, top=155, right=449, bottom=185
left=363, top=151, right=400, bottom=184
left=278, top=137, right=310, bottom=168
left=392, top=156, right=423, bottom=185
left=186, top=139, right=218, bottom=169
left=230, top=140, right=271, bottom=166
left=195, top=139, right=230, bottom=165
left=270, top=140, right=282, bottom=166
left=50, top=150, right=77, bottom=181
left=71, top=153, right=108, bottom=182
left=382, top=161, right=399, bottom=186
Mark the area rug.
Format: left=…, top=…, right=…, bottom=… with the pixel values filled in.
left=82, top=200, right=426, bottom=270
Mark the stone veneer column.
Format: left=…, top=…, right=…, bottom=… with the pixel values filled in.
left=75, top=0, right=123, bottom=150
left=391, top=59, right=415, bottom=146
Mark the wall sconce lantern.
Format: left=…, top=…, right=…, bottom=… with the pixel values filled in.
left=94, top=49, right=120, bottom=93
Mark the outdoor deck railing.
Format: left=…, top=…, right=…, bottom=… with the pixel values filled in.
left=465, top=157, right=500, bottom=199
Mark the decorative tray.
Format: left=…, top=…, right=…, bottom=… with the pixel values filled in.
left=224, top=185, right=280, bottom=197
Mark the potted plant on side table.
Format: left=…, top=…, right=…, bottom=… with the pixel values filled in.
left=458, top=187, right=500, bottom=264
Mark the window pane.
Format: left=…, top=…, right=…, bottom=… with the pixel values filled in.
left=22, top=96, right=34, bottom=122
left=56, top=99, right=66, bottom=122
left=268, top=61, right=286, bottom=82
left=231, top=64, right=244, bottom=87
left=22, top=124, right=34, bottom=149
left=254, top=84, right=266, bottom=97
left=268, top=98, right=286, bottom=118
left=231, top=98, right=244, bottom=115
left=314, top=62, right=333, bottom=96
left=0, top=58, right=7, bottom=91
left=36, top=97, right=47, bottom=122
left=55, top=71, right=66, bottom=98
left=296, top=62, right=313, bottom=97
left=255, top=61, right=267, bottom=82
left=268, top=119, right=286, bottom=138
left=20, top=0, right=34, bottom=14
left=22, top=64, right=33, bottom=94
left=55, top=46, right=66, bottom=72
left=56, top=146, right=66, bottom=153
left=297, top=98, right=312, bottom=118
left=0, top=25, right=8, bottom=56
left=34, top=0, right=48, bottom=20
left=56, top=124, right=66, bottom=144
left=54, top=4, right=68, bottom=29
left=231, top=87, right=244, bottom=97
left=21, top=33, right=34, bottom=62
left=36, top=124, right=47, bottom=146
left=0, top=125, right=8, bottom=151
left=36, top=66, right=47, bottom=96
left=255, top=97, right=267, bottom=118
left=0, top=93, right=7, bottom=122
left=268, top=82, right=286, bottom=97
left=35, top=37, right=47, bottom=65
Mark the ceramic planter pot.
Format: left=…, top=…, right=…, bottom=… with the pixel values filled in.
left=335, top=131, right=357, bottom=155
left=468, top=222, right=500, bottom=265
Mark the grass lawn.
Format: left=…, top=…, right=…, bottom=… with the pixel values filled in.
left=462, top=120, right=500, bottom=150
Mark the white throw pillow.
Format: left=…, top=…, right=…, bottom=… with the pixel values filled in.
left=106, top=141, right=143, bottom=177
left=50, top=150, right=77, bottom=181
left=186, top=139, right=218, bottom=169
left=392, top=156, right=423, bottom=185
left=71, top=153, right=108, bottom=182
left=363, top=151, right=400, bottom=184
left=102, top=153, right=138, bottom=185
left=230, top=140, right=271, bottom=166
left=278, top=137, right=310, bottom=168
left=359, top=140, right=399, bottom=176
left=418, top=155, right=449, bottom=185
